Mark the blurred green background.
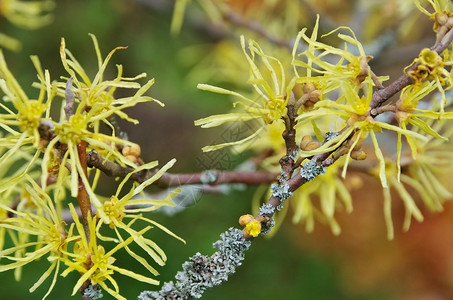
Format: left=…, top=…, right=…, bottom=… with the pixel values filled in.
left=0, top=0, right=441, bottom=299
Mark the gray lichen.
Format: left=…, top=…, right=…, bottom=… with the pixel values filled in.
left=83, top=284, right=103, bottom=300
left=200, top=170, right=218, bottom=184
left=300, top=160, right=327, bottom=182
left=259, top=217, right=275, bottom=235
left=139, top=228, right=251, bottom=300
left=280, top=169, right=289, bottom=181
left=324, top=131, right=340, bottom=142
left=270, top=183, right=293, bottom=203
left=258, top=203, right=276, bottom=216
left=288, top=148, right=300, bottom=161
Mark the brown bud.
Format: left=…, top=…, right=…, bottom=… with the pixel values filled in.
left=243, top=228, right=252, bottom=238
left=305, top=141, right=320, bottom=151
left=239, top=214, right=254, bottom=226
left=435, top=13, right=449, bottom=26
left=300, top=135, right=312, bottom=150
left=350, top=150, right=367, bottom=160
left=122, top=146, right=131, bottom=156
left=122, top=143, right=141, bottom=158
left=125, top=155, right=137, bottom=163
left=302, top=83, right=316, bottom=94
left=308, top=89, right=322, bottom=103
left=129, top=143, right=141, bottom=157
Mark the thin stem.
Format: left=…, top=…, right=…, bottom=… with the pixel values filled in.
left=87, top=150, right=277, bottom=186
left=279, top=93, right=299, bottom=178
left=77, top=141, right=92, bottom=238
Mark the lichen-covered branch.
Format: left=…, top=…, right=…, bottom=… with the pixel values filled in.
left=279, top=93, right=299, bottom=178
left=139, top=228, right=251, bottom=300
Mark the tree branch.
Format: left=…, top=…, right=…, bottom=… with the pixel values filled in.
left=87, top=150, right=278, bottom=187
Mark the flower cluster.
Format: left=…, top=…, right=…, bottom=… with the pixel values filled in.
left=196, top=2, right=453, bottom=239
left=0, top=35, right=182, bottom=299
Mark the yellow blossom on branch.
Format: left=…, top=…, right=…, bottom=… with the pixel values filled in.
left=0, top=176, right=78, bottom=299
left=95, top=159, right=184, bottom=275
left=297, top=77, right=428, bottom=188
left=239, top=214, right=263, bottom=237
left=195, top=35, right=294, bottom=152
left=405, top=47, right=452, bottom=112
left=0, top=51, right=53, bottom=186
left=37, top=34, right=165, bottom=209
left=61, top=204, right=160, bottom=300
left=58, top=34, right=164, bottom=128
left=293, top=15, right=388, bottom=92
left=394, top=83, right=453, bottom=179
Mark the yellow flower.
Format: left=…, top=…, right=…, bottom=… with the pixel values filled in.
left=0, top=0, right=54, bottom=29
left=0, top=176, right=77, bottom=299
left=371, top=118, right=453, bottom=239
left=239, top=214, right=263, bottom=237
left=38, top=35, right=165, bottom=209
left=195, top=35, right=294, bottom=152
left=293, top=15, right=388, bottom=91
left=407, top=119, right=453, bottom=208
left=0, top=51, right=52, bottom=190
left=61, top=204, right=159, bottom=300
left=245, top=221, right=261, bottom=237
left=58, top=34, right=164, bottom=127
left=414, top=0, right=453, bottom=26
left=405, top=48, right=452, bottom=113
left=0, top=50, right=52, bottom=143
left=297, top=77, right=428, bottom=188
left=394, top=83, right=453, bottom=179
left=95, top=159, right=184, bottom=275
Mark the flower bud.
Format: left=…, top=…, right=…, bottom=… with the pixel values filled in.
left=122, top=143, right=141, bottom=159
left=350, top=150, right=367, bottom=160
left=300, top=135, right=312, bottom=150
left=129, top=143, right=141, bottom=157
left=305, top=141, right=320, bottom=151
left=435, top=12, right=449, bottom=26
left=239, top=214, right=254, bottom=226
left=125, top=155, right=137, bottom=163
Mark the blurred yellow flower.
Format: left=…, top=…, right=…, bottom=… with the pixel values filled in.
left=95, top=159, right=184, bottom=275
left=0, top=0, right=54, bottom=51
